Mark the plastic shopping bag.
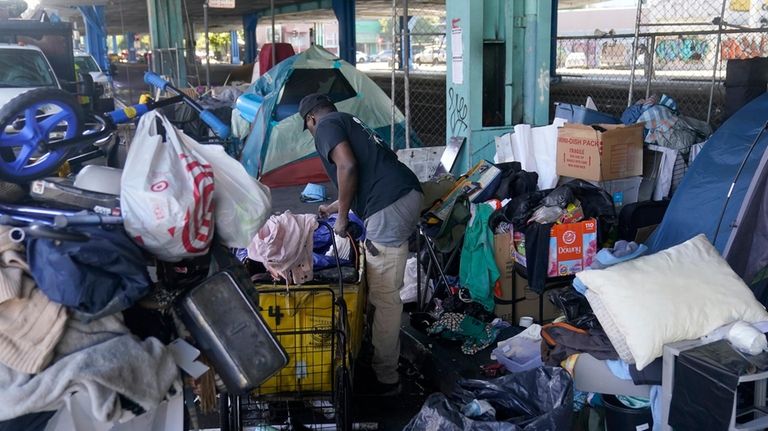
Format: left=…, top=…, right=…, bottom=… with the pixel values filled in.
left=183, top=138, right=271, bottom=248
left=121, top=111, right=215, bottom=262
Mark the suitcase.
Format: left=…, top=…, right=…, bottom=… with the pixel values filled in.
left=176, top=269, right=288, bottom=394
left=618, top=200, right=671, bottom=243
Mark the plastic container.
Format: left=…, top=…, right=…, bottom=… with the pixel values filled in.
left=554, top=102, right=621, bottom=125
left=599, top=176, right=643, bottom=206
left=603, top=394, right=653, bottom=431
left=492, top=336, right=542, bottom=373
left=176, top=270, right=289, bottom=394
left=235, top=93, right=263, bottom=123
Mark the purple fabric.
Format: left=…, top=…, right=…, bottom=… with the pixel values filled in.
left=313, top=212, right=365, bottom=254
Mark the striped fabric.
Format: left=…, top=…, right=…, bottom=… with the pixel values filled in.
left=638, top=94, right=679, bottom=145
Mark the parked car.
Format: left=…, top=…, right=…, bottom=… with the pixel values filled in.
left=0, top=43, right=61, bottom=108
left=564, top=52, right=587, bottom=69
left=414, top=47, right=446, bottom=65
left=74, top=51, right=115, bottom=111
left=373, top=49, right=394, bottom=62
left=356, top=51, right=369, bottom=63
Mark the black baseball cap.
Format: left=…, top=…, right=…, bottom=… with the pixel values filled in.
left=299, top=93, right=334, bottom=130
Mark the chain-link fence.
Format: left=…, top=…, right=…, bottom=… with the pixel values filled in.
left=554, top=0, right=768, bottom=126
left=359, top=0, right=447, bottom=148
left=148, top=46, right=184, bottom=87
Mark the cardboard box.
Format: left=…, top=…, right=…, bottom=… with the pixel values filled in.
left=493, top=273, right=560, bottom=324
left=556, top=123, right=644, bottom=181
left=493, top=233, right=559, bottom=324
left=548, top=219, right=598, bottom=277
left=494, top=232, right=515, bottom=301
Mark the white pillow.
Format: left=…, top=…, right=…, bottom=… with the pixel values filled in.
left=577, top=234, right=768, bottom=370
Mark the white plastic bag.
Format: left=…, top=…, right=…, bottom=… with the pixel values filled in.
left=121, top=111, right=215, bottom=262
left=400, top=256, right=432, bottom=304
left=494, top=119, right=565, bottom=190
left=183, top=139, right=271, bottom=248
left=727, top=321, right=768, bottom=355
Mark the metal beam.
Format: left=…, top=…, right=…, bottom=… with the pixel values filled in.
left=246, top=0, right=332, bottom=17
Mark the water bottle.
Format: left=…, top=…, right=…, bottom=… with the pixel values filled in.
left=613, top=191, right=624, bottom=213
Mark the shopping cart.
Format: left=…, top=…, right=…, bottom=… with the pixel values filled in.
left=224, top=221, right=367, bottom=431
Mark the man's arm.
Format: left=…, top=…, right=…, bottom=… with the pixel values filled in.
left=319, top=200, right=340, bottom=218
left=329, top=141, right=358, bottom=235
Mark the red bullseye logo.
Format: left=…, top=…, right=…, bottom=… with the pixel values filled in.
left=151, top=180, right=169, bottom=192
left=563, top=231, right=577, bottom=245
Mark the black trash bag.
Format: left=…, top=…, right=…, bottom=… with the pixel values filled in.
left=493, top=162, right=539, bottom=201
left=489, top=190, right=551, bottom=233
left=404, top=367, right=573, bottom=431
left=541, top=185, right=575, bottom=209
left=548, top=286, right=596, bottom=328
left=561, top=179, right=617, bottom=243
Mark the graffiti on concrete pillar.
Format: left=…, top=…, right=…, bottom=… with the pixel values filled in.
left=448, top=87, right=468, bottom=137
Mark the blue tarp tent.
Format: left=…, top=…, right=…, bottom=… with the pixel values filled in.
left=647, top=92, right=768, bottom=288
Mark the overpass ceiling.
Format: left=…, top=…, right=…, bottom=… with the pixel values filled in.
left=37, top=0, right=607, bottom=35
left=38, top=0, right=447, bottom=34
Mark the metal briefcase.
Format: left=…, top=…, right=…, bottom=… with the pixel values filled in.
left=176, top=270, right=288, bottom=394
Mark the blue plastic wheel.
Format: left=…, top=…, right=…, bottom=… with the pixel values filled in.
left=0, top=88, right=84, bottom=183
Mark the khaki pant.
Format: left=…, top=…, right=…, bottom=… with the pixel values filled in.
left=365, top=240, right=408, bottom=384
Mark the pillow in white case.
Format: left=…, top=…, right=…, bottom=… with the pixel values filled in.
left=576, top=234, right=768, bottom=370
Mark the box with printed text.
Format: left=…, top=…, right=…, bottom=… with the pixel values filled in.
left=548, top=219, right=598, bottom=277
left=556, top=123, right=644, bottom=181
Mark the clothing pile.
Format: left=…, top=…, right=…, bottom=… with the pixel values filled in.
left=0, top=225, right=180, bottom=428
left=0, top=105, right=283, bottom=430
left=244, top=210, right=366, bottom=285
left=621, top=93, right=711, bottom=198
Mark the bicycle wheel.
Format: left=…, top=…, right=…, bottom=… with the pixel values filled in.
left=0, top=88, right=84, bottom=182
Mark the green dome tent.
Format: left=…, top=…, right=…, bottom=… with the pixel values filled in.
left=237, top=45, right=415, bottom=188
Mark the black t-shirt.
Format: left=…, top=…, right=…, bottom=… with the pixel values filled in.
left=314, top=112, right=421, bottom=218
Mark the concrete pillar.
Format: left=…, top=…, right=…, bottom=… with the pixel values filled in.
left=111, top=34, right=118, bottom=53
left=523, top=0, right=552, bottom=125
left=243, top=13, right=259, bottom=64
left=230, top=30, right=240, bottom=64
left=445, top=0, right=552, bottom=169
left=550, top=0, right=558, bottom=80
left=126, top=32, right=137, bottom=63
left=146, top=0, right=187, bottom=85
left=331, top=0, right=356, bottom=65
